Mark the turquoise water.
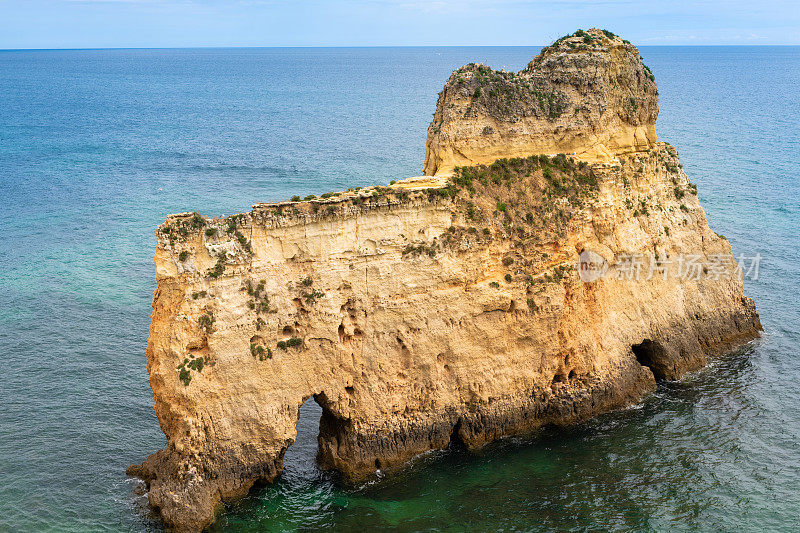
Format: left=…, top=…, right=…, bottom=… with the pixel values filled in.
left=1, top=46, right=798, bottom=531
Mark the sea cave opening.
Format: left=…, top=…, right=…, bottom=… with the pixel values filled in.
left=631, top=339, right=668, bottom=381
left=448, top=418, right=467, bottom=451
left=283, top=396, right=324, bottom=481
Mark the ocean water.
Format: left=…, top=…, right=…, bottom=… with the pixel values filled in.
left=1, top=46, right=798, bottom=532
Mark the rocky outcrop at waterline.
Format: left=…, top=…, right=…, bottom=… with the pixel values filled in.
left=128, top=28, right=761, bottom=531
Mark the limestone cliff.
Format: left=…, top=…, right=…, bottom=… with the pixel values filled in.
left=129, top=29, right=760, bottom=532
left=424, top=28, right=658, bottom=175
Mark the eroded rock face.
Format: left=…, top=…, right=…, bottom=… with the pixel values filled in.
left=129, top=30, right=760, bottom=532
left=423, top=28, right=659, bottom=176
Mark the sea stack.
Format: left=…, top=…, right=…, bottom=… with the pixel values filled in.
left=129, top=29, right=761, bottom=531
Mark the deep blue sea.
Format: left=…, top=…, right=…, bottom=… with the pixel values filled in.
left=1, top=46, right=798, bottom=532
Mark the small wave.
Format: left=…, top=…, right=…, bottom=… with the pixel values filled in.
left=774, top=204, right=796, bottom=214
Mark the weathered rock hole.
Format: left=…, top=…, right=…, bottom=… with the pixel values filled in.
left=283, top=397, right=323, bottom=479
left=282, top=326, right=294, bottom=335
left=449, top=418, right=466, bottom=450
left=552, top=372, right=567, bottom=384
left=568, top=369, right=577, bottom=380
left=631, top=339, right=668, bottom=381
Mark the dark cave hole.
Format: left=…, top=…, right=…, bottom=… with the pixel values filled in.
left=448, top=418, right=466, bottom=450
left=631, top=339, right=668, bottom=381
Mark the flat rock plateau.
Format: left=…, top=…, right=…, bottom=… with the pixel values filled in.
left=128, top=29, right=761, bottom=531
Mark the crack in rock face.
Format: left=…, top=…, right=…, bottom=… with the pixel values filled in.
left=128, top=28, right=761, bottom=532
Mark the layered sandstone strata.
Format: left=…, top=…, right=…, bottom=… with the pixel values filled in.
left=129, top=29, right=760, bottom=531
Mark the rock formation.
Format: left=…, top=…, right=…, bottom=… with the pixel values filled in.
left=129, top=28, right=761, bottom=531
left=424, top=28, right=658, bottom=175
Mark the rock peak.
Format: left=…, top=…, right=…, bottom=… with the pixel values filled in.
left=423, top=29, right=659, bottom=176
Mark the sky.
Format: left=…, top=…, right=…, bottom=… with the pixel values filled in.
left=1, top=0, right=799, bottom=49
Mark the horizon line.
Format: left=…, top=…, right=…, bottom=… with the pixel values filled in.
left=2, top=44, right=798, bottom=52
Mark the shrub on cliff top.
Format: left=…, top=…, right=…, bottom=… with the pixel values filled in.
left=190, top=213, right=205, bottom=228
left=446, top=152, right=600, bottom=279
left=426, top=185, right=457, bottom=200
